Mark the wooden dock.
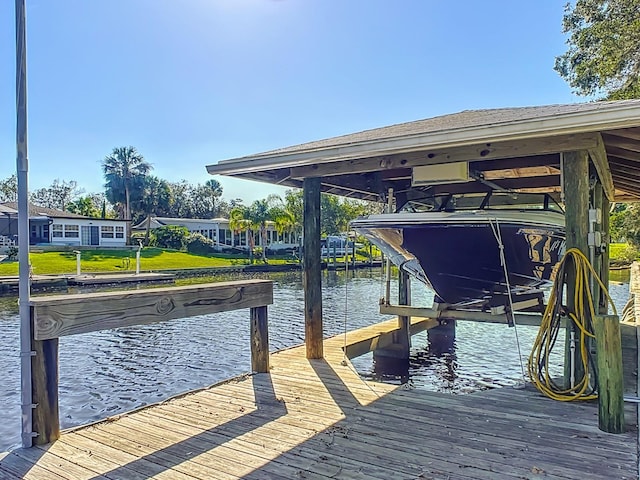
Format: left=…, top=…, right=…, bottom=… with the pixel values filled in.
left=2, top=316, right=637, bottom=480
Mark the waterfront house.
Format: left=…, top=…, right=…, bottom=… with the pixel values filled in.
left=0, top=202, right=127, bottom=247
left=132, top=216, right=299, bottom=252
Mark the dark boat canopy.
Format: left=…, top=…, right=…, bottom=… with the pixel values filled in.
left=206, top=100, right=640, bottom=203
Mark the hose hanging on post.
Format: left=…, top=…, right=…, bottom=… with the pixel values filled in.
left=527, top=248, right=617, bottom=401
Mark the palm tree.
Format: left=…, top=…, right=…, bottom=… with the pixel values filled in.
left=135, top=176, right=171, bottom=245
left=204, top=179, right=223, bottom=215
left=229, top=195, right=282, bottom=264
left=229, top=205, right=256, bottom=263
left=102, top=146, right=151, bottom=243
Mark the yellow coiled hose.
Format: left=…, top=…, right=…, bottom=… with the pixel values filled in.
left=527, top=248, right=617, bottom=401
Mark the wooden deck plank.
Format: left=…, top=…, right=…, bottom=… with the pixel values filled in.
left=1, top=317, right=638, bottom=480
left=34, top=439, right=149, bottom=480
left=10, top=445, right=112, bottom=480
left=0, top=453, right=63, bottom=480
left=234, top=368, right=636, bottom=450
left=139, top=396, right=467, bottom=480
left=192, top=378, right=636, bottom=478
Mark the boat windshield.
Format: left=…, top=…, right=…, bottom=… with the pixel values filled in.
left=399, top=192, right=564, bottom=214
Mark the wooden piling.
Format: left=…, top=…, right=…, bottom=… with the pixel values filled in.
left=250, top=306, right=269, bottom=373
left=562, top=150, right=590, bottom=386
left=303, top=177, right=323, bottom=359
left=395, top=270, right=411, bottom=358
left=593, top=314, right=625, bottom=433
left=30, top=319, right=60, bottom=445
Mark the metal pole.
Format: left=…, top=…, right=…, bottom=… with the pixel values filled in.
left=16, top=0, right=33, bottom=448
left=384, top=188, right=394, bottom=304
left=136, top=244, right=141, bottom=274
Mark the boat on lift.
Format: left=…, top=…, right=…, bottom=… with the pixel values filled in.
left=351, top=191, right=566, bottom=308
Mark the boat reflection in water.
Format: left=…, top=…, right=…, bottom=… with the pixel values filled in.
left=351, top=191, right=566, bottom=310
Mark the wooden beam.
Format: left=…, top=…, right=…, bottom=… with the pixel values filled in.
left=602, top=132, right=640, bottom=153
left=303, top=177, right=323, bottom=359
left=606, top=145, right=640, bottom=163
left=588, top=134, right=615, bottom=201
left=31, top=280, right=274, bottom=340
left=603, top=127, right=640, bottom=142
left=609, top=158, right=640, bottom=176
left=379, top=304, right=546, bottom=327
left=612, top=176, right=640, bottom=192
left=470, top=153, right=560, bottom=171
left=289, top=133, right=600, bottom=179
left=344, top=317, right=439, bottom=359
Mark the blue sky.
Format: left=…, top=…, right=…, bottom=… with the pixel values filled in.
left=1, top=1, right=585, bottom=203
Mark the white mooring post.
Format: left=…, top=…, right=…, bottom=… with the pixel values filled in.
left=74, top=250, right=81, bottom=276
left=136, top=242, right=142, bottom=275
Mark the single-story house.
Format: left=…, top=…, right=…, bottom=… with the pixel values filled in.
left=0, top=202, right=128, bottom=247
left=132, top=216, right=299, bottom=251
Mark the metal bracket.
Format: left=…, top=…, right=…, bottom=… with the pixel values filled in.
left=19, top=350, right=36, bottom=357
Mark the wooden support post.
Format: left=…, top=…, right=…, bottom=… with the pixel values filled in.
left=563, top=150, right=590, bottom=387
left=395, top=270, right=411, bottom=358
left=250, top=306, right=269, bottom=373
left=303, top=177, right=323, bottom=359
left=31, top=308, right=60, bottom=445
left=593, top=315, right=625, bottom=433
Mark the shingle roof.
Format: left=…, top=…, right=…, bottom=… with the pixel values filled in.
left=1, top=202, right=95, bottom=219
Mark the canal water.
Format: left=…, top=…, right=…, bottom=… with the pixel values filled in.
left=0, top=268, right=632, bottom=452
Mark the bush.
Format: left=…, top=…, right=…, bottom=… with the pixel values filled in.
left=616, top=244, right=640, bottom=265
left=154, top=225, right=189, bottom=250
left=131, top=231, right=156, bottom=247
left=186, top=233, right=214, bottom=255
left=7, top=246, right=18, bottom=261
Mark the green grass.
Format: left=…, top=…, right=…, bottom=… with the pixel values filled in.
left=609, top=243, right=640, bottom=264
left=0, top=248, right=296, bottom=276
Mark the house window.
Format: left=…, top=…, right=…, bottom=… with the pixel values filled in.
left=52, top=224, right=63, bottom=238
left=115, top=226, right=124, bottom=239
left=101, top=226, right=114, bottom=238
left=64, top=224, right=79, bottom=238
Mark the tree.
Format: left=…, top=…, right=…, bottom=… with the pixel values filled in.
left=229, top=195, right=282, bottom=263
left=30, top=179, right=81, bottom=210
left=66, top=196, right=101, bottom=217
left=102, top=146, right=152, bottom=243
left=190, top=179, right=224, bottom=218
left=132, top=176, right=172, bottom=245
left=229, top=205, right=257, bottom=263
left=166, top=180, right=192, bottom=218
left=620, top=203, right=640, bottom=248
left=0, top=175, right=18, bottom=202
left=555, top=0, right=640, bottom=99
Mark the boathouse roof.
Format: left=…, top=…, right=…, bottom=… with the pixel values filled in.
left=206, top=99, right=640, bottom=202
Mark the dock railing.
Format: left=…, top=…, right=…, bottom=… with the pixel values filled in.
left=27, top=279, right=273, bottom=446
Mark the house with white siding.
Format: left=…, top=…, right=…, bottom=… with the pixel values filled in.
left=0, top=202, right=127, bottom=247
left=132, top=216, right=299, bottom=252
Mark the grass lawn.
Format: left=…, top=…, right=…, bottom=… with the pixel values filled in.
left=610, top=243, right=640, bottom=264
left=0, top=248, right=296, bottom=276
